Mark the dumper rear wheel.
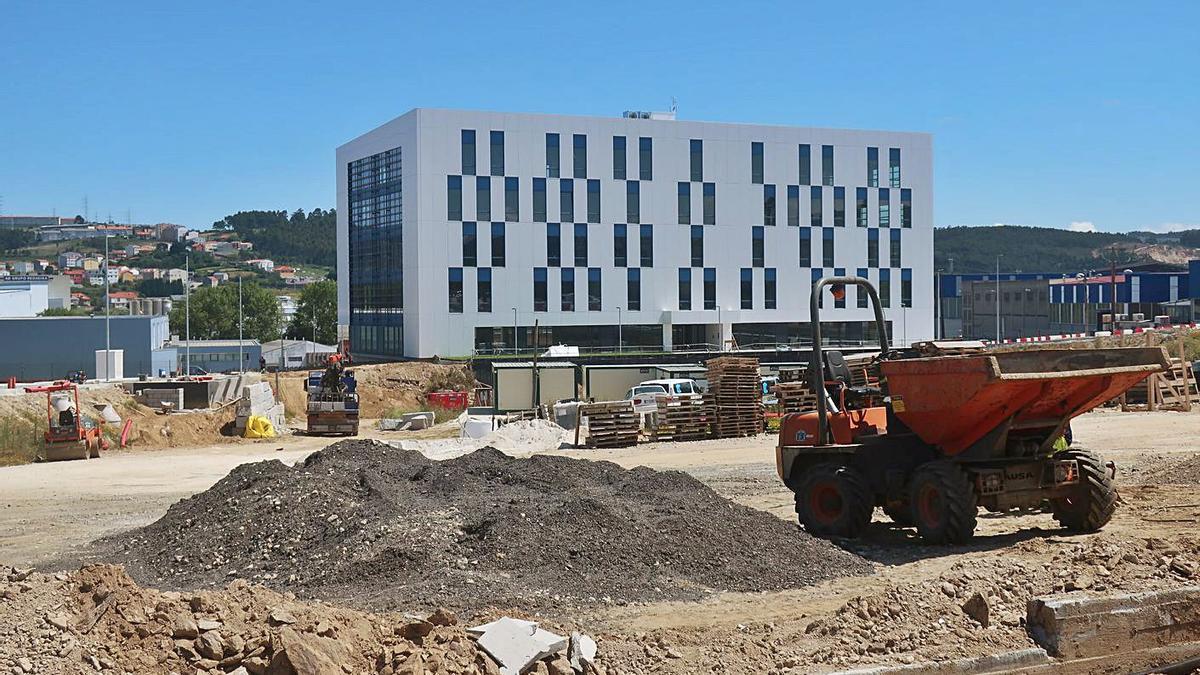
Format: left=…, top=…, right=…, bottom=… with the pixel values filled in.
left=883, top=503, right=915, bottom=527
left=1051, top=449, right=1117, bottom=532
left=909, top=461, right=977, bottom=544
left=795, top=463, right=873, bottom=538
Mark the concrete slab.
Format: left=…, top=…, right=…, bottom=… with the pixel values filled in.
left=1027, top=586, right=1200, bottom=659
left=830, top=648, right=1049, bottom=674
left=470, top=617, right=567, bottom=675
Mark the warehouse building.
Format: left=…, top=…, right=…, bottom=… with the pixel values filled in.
left=337, top=108, right=934, bottom=359
left=0, top=315, right=176, bottom=381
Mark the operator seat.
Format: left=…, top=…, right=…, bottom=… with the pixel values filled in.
left=823, top=351, right=882, bottom=400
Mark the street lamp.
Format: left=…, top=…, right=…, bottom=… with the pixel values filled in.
left=616, top=306, right=622, bottom=353
left=995, top=255, right=1003, bottom=342
left=103, top=233, right=111, bottom=381
left=511, top=307, right=518, bottom=355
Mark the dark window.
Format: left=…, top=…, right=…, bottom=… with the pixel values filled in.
left=613, top=224, right=627, bottom=267
left=703, top=268, right=716, bottom=310
left=678, top=268, right=692, bottom=310
left=821, top=145, right=834, bottom=186
left=461, top=222, right=477, bottom=266
left=533, top=178, right=547, bottom=222
left=751, top=142, right=764, bottom=184
left=799, top=228, right=811, bottom=267
left=626, top=181, right=640, bottom=224
left=901, top=268, right=912, bottom=308
left=574, top=223, right=588, bottom=267
left=889, top=148, right=901, bottom=187
left=491, top=222, right=506, bottom=267
left=690, top=225, right=703, bottom=267
left=879, top=188, right=890, bottom=228
left=448, top=268, right=463, bottom=313
left=690, top=139, right=703, bottom=181
left=612, top=136, right=626, bottom=179
left=879, top=268, right=891, bottom=308
left=798, top=144, right=811, bottom=185
left=901, top=188, right=912, bottom=228
left=856, top=188, right=868, bottom=227
left=677, top=182, right=691, bottom=224
left=787, top=185, right=799, bottom=226
left=833, top=187, right=845, bottom=227
left=638, top=137, right=652, bottom=180
left=639, top=224, right=653, bottom=267
left=857, top=268, right=869, bottom=308
left=546, top=223, right=560, bottom=267
left=461, top=130, right=476, bottom=175
left=534, top=268, right=547, bottom=311
left=812, top=268, right=825, bottom=308
left=347, top=147, right=404, bottom=356
left=588, top=267, right=601, bottom=311
left=476, top=177, right=490, bottom=221
left=764, top=184, right=776, bottom=226
left=477, top=267, right=492, bottom=312
left=447, top=175, right=462, bottom=221
left=822, top=228, right=834, bottom=267
left=765, top=268, right=777, bottom=309
left=627, top=268, right=641, bottom=311
left=561, top=268, right=575, bottom=311
left=504, top=177, right=519, bottom=222
left=810, top=186, right=823, bottom=227
left=867, top=147, right=878, bottom=187
left=573, top=134, right=587, bottom=178
left=868, top=229, right=879, bottom=267
left=489, top=130, right=504, bottom=176
left=702, top=183, right=715, bottom=225
left=752, top=226, right=764, bottom=267
left=587, top=179, right=600, bottom=223
left=890, top=229, right=901, bottom=267
left=833, top=267, right=846, bottom=308
left=740, top=268, right=753, bottom=309
left=560, top=179, right=574, bottom=223
left=545, top=133, right=560, bottom=178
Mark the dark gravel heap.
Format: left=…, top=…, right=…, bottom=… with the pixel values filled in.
left=89, top=441, right=871, bottom=612
left=1136, top=453, right=1200, bottom=485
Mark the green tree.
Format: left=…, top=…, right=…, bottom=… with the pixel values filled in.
left=0, top=229, right=35, bottom=252
left=210, top=208, right=336, bottom=266
left=39, top=306, right=90, bottom=317
left=169, top=283, right=282, bottom=343
left=284, top=280, right=337, bottom=344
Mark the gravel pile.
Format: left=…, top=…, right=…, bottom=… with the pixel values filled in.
left=87, top=440, right=871, bottom=612
left=1134, top=452, right=1200, bottom=485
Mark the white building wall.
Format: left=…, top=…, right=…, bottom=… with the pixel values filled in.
left=0, top=279, right=50, bottom=318
left=338, top=109, right=933, bottom=358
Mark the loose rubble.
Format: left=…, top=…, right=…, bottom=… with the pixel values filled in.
left=0, top=564, right=602, bottom=675
left=81, top=441, right=871, bottom=612
left=1133, top=451, right=1200, bottom=485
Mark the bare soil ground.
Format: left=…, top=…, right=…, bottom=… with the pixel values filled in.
left=2, top=409, right=1199, bottom=673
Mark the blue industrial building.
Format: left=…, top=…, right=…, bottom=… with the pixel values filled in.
left=0, top=315, right=176, bottom=381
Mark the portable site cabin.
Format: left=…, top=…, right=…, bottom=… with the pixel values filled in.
left=581, top=363, right=660, bottom=402
left=491, top=361, right=577, bottom=412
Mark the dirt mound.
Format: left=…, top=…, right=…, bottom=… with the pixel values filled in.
left=277, top=361, right=476, bottom=418
left=87, top=440, right=871, bottom=613
left=0, top=564, right=524, bottom=675
left=1133, top=452, right=1200, bottom=485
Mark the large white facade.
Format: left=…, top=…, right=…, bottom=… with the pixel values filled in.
left=337, top=108, right=933, bottom=359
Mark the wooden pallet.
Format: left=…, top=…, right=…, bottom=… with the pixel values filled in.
left=577, top=401, right=641, bottom=448
left=706, top=356, right=764, bottom=438
left=773, top=381, right=819, bottom=414
left=1120, top=355, right=1197, bottom=412
left=651, top=396, right=714, bottom=441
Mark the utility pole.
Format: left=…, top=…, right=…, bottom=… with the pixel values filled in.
left=238, top=275, right=244, bottom=374
left=617, top=306, right=622, bottom=353
left=185, top=254, right=191, bottom=377
left=511, top=307, right=518, bottom=355
left=995, top=255, right=1003, bottom=342
left=103, top=233, right=111, bottom=381
left=1108, top=245, right=1119, bottom=333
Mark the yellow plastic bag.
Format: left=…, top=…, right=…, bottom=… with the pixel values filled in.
left=243, top=415, right=276, bottom=439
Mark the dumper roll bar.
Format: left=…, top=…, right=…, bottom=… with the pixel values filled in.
left=810, top=276, right=891, bottom=446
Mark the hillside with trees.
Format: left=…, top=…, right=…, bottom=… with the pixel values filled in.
left=211, top=209, right=335, bottom=267
left=932, top=226, right=1199, bottom=273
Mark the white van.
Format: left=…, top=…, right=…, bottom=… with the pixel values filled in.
left=623, top=378, right=702, bottom=414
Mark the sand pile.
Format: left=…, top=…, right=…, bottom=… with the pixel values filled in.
left=86, top=440, right=871, bottom=613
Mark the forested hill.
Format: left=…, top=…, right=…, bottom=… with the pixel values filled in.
left=212, top=209, right=336, bottom=266
left=934, top=226, right=1200, bottom=273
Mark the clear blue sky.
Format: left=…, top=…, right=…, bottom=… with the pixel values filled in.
left=2, top=1, right=1196, bottom=233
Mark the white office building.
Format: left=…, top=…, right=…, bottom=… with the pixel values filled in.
left=336, top=108, right=933, bottom=359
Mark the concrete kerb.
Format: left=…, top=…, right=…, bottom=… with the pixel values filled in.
left=828, top=648, right=1050, bottom=675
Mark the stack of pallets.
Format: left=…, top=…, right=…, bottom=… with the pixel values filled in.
left=706, top=356, right=764, bottom=438
left=772, top=381, right=820, bottom=415
left=578, top=401, right=640, bottom=448
left=1120, top=357, right=1197, bottom=412
left=651, top=395, right=714, bottom=441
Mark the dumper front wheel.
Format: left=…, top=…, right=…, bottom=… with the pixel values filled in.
left=795, top=463, right=873, bottom=538
left=909, top=461, right=978, bottom=544
left=1051, top=449, right=1117, bottom=532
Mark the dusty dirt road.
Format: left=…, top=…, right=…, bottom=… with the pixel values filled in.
left=2, top=409, right=1199, bottom=673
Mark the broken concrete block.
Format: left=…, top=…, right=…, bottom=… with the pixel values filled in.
left=470, top=617, right=567, bottom=675
left=961, top=592, right=989, bottom=627
left=568, top=632, right=597, bottom=671
left=1027, top=585, right=1200, bottom=658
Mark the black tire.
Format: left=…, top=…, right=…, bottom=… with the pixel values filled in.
left=1051, top=449, right=1117, bottom=532
left=909, top=461, right=978, bottom=544
left=794, top=463, right=873, bottom=538
left=883, top=503, right=915, bottom=527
